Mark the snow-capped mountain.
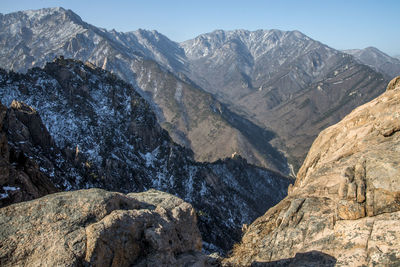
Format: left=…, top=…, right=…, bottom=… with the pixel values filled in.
left=0, top=7, right=288, bottom=173
left=0, top=7, right=390, bottom=171
left=180, top=29, right=332, bottom=102
left=344, top=47, right=400, bottom=79
left=180, top=29, right=388, bottom=170
left=0, top=58, right=292, bottom=253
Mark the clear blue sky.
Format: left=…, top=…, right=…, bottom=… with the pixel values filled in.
left=1, top=0, right=399, bottom=56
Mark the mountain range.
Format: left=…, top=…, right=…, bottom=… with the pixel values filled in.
left=0, top=6, right=399, bottom=265
left=0, top=7, right=288, bottom=173
left=2, top=65, right=399, bottom=267
left=0, top=7, right=395, bottom=173
left=179, top=29, right=389, bottom=170
left=0, top=58, right=292, bottom=253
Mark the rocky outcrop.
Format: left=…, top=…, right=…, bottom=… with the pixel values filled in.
left=0, top=101, right=58, bottom=207
left=0, top=188, right=216, bottom=266
left=386, top=75, right=400, bottom=91
left=224, top=78, right=400, bottom=266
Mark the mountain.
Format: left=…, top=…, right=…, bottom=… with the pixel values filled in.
left=180, top=29, right=388, bottom=170
left=344, top=46, right=400, bottom=79
left=0, top=58, right=292, bottom=253
left=0, top=7, right=390, bottom=173
left=0, top=7, right=288, bottom=173
left=223, top=77, right=400, bottom=266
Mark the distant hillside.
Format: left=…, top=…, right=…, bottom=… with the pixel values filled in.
left=181, top=30, right=387, bottom=170
left=344, top=47, right=400, bottom=79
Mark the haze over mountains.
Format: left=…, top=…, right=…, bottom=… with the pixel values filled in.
left=0, top=7, right=393, bottom=173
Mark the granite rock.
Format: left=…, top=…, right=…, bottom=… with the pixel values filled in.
left=224, top=78, right=400, bottom=266
left=0, top=188, right=211, bottom=266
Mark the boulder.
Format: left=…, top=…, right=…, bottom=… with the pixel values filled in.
left=224, top=81, right=400, bottom=266
left=0, top=188, right=212, bottom=266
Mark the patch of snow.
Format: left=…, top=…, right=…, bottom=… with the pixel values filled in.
left=333, top=80, right=343, bottom=85
left=200, top=181, right=207, bottom=196
left=174, top=82, right=183, bottom=102
left=3, top=186, right=20, bottom=191
left=180, top=165, right=198, bottom=202
left=63, top=179, right=72, bottom=191
left=140, top=146, right=159, bottom=168
left=0, top=185, right=20, bottom=199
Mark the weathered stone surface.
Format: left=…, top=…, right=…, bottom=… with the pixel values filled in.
left=386, top=75, right=400, bottom=91
left=0, top=188, right=212, bottom=266
left=224, top=81, right=400, bottom=266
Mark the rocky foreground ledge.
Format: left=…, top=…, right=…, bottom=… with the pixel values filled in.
left=223, top=77, right=400, bottom=266
left=0, top=188, right=218, bottom=266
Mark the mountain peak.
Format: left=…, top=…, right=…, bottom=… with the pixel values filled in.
left=17, top=7, right=67, bottom=20
left=22, top=6, right=67, bottom=15
left=6, top=7, right=85, bottom=27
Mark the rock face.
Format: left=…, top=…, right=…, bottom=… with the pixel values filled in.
left=224, top=78, right=400, bottom=266
left=386, top=75, right=400, bottom=91
left=0, top=100, right=58, bottom=206
left=0, top=59, right=292, bottom=253
left=0, top=188, right=213, bottom=266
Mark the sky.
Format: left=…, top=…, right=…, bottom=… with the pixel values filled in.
left=1, top=0, right=399, bottom=56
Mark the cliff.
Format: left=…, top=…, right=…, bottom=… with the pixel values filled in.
left=224, top=76, right=400, bottom=266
